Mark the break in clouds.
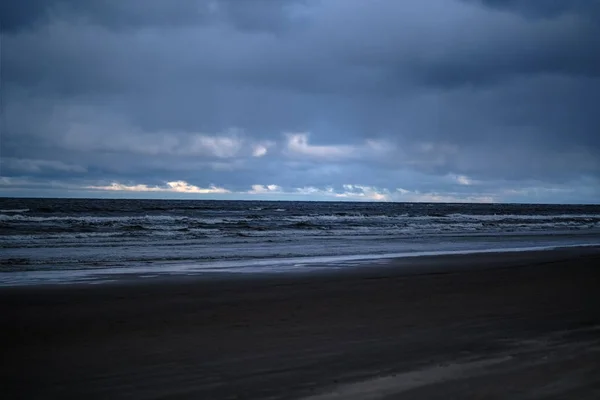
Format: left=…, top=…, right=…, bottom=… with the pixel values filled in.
left=1, top=0, right=599, bottom=203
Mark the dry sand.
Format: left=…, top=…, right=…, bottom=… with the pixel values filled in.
left=2, top=248, right=600, bottom=399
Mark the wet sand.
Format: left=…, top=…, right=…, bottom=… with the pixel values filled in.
left=2, top=248, right=600, bottom=399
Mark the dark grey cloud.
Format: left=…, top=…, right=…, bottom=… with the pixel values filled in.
left=1, top=0, right=306, bottom=33
left=470, top=0, right=600, bottom=19
left=1, top=0, right=599, bottom=202
left=1, top=0, right=203, bottom=32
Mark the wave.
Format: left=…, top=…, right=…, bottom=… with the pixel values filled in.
left=0, top=231, right=129, bottom=243
left=288, top=221, right=327, bottom=230
left=0, top=214, right=189, bottom=223
left=2, top=210, right=599, bottom=243
left=446, top=213, right=600, bottom=221
left=2, top=211, right=598, bottom=223
left=122, top=224, right=150, bottom=232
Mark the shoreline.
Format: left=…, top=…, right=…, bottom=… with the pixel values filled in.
left=3, top=247, right=600, bottom=398
left=2, top=243, right=600, bottom=287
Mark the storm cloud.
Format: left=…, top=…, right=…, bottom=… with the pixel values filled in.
left=1, top=0, right=599, bottom=202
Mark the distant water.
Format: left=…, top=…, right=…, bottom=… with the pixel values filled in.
left=1, top=198, right=600, bottom=285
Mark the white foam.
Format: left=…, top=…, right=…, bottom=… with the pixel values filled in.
left=447, top=213, right=600, bottom=221
left=0, top=214, right=227, bottom=224
left=1, top=243, right=598, bottom=287
left=0, top=208, right=29, bottom=213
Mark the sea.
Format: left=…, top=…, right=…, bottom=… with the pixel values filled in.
left=1, top=198, right=600, bottom=285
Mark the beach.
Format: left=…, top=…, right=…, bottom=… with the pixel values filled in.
left=3, top=247, right=600, bottom=399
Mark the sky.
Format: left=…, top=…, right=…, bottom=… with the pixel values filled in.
left=1, top=0, right=599, bottom=203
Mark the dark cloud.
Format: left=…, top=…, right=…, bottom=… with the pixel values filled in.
left=470, top=0, right=600, bottom=19
left=1, top=0, right=201, bottom=32
left=1, top=0, right=599, bottom=202
left=1, top=0, right=307, bottom=33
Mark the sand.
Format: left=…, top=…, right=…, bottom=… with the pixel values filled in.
left=2, top=248, right=600, bottom=399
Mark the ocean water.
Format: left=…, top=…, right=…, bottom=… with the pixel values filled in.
left=1, top=198, right=600, bottom=285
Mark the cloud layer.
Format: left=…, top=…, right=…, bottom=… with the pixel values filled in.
left=1, top=0, right=599, bottom=203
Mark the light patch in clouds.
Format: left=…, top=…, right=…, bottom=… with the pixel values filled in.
left=338, top=185, right=391, bottom=201
left=286, top=133, right=356, bottom=159
left=456, top=175, right=472, bottom=185
left=448, top=174, right=473, bottom=185
left=285, top=133, right=393, bottom=162
left=252, top=145, right=268, bottom=157
left=252, top=141, right=275, bottom=157
left=88, top=181, right=230, bottom=194
left=294, top=185, right=391, bottom=201
left=396, top=188, right=494, bottom=203
left=63, top=126, right=246, bottom=158
left=2, top=176, right=597, bottom=203
left=50, top=108, right=248, bottom=159
left=295, top=186, right=334, bottom=196
left=248, top=184, right=282, bottom=194
left=245, top=184, right=391, bottom=201
left=188, top=133, right=243, bottom=158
